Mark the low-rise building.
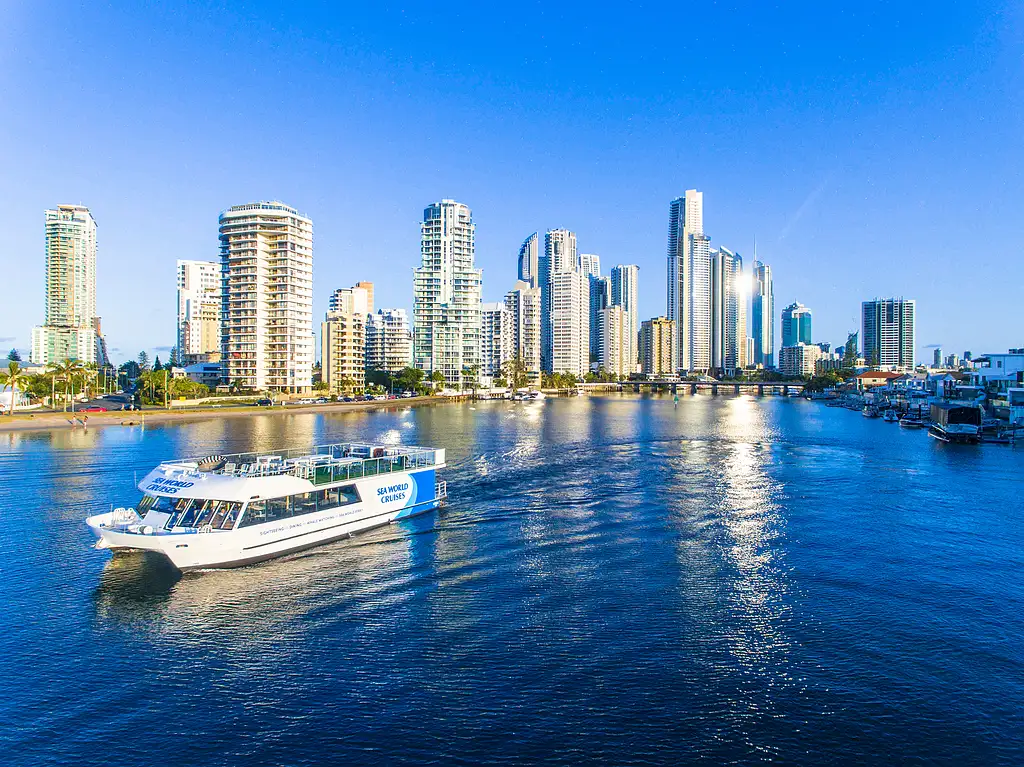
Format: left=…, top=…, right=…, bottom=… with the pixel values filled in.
left=780, top=343, right=823, bottom=377
left=855, top=370, right=904, bottom=391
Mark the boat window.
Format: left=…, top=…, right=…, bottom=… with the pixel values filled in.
left=138, top=494, right=176, bottom=516
left=166, top=497, right=197, bottom=528
left=237, top=484, right=361, bottom=528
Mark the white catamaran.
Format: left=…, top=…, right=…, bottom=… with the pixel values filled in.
left=86, top=442, right=447, bottom=571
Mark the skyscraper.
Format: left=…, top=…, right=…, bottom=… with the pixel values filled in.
left=781, top=302, right=813, bottom=347
left=321, top=285, right=368, bottom=393
left=687, top=234, right=713, bottom=372
left=176, top=259, right=221, bottom=364
left=540, top=229, right=581, bottom=372
left=31, top=205, right=104, bottom=365
left=751, top=260, right=775, bottom=369
left=862, top=297, right=916, bottom=370
left=597, top=304, right=630, bottom=379
left=504, top=280, right=542, bottom=385
left=219, top=201, right=314, bottom=392
left=589, top=275, right=609, bottom=362
left=640, top=317, right=678, bottom=376
left=549, top=271, right=590, bottom=376
left=517, top=233, right=539, bottom=288
left=710, top=248, right=743, bottom=375
left=610, top=264, right=640, bottom=371
left=933, top=347, right=942, bottom=368
left=413, top=200, right=482, bottom=388
left=365, top=309, right=412, bottom=375
left=481, top=302, right=513, bottom=379
left=666, top=190, right=704, bottom=373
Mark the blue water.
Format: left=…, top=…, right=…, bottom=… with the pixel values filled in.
left=1, top=395, right=1022, bottom=765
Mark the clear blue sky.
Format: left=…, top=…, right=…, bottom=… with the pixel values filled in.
left=2, top=1, right=1022, bottom=363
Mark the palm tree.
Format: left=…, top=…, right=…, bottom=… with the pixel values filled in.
left=0, top=361, right=25, bottom=415
left=48, top=359, right=86, bottom=411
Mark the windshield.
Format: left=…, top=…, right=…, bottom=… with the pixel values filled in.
left=136, top=495, right=242, bottom=530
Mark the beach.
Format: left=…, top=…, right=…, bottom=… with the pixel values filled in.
left=0, top=395, right=456, bottom=433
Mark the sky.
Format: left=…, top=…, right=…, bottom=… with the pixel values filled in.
left=1, top=1, right=1022, bottom=364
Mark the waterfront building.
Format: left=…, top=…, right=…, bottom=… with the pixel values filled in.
left=610, top=264, right=640, bottom=372
left=481, top=302, right=513, bottom=379
left=579, top=253, right=601, bottom=277
left=640, top=317, right=678, bottom=377
left=751, top=260, right=775, bottom=369
left=176, top=259, right=221, bottom=365
left=666, top=190, right=704, bottom=373
left=737, top=267, right=749, bottom=370
left=710, top=248, right=743, bottom=376
left=589, top=275, right=610, bottom=362
left=413, top=200, right=482, bottom=388
left=549, top=270, right=590, bottom=376
left=539, top=229, right=580, bottom=372
left=504, top=280, right=542, bottom=385
left=816, top=342, right=831, bottom=354
left=781, top=302, right=812, bottom=348
left=31, top=205, right=104, bottom=366
left=597, top=305, right=631, bottom=379
left=815, top=353, right=844, bottom=375
left=219, top=201, right=313, bottom=392
left=780, top=343, right=823, bottom=377
left=321, top=286, right=367, bottom=393
left=365, top=308, right=412, bottom=375
left=862, top=297, right=915, bottom=370
left=517, top=233, right=540, bottom=288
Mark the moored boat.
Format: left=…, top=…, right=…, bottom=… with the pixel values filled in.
left=882, top=409, right=899, bottom=422
left=928, top=403, right=981, bottom=444
left=86, top=442, right=447, bottom=571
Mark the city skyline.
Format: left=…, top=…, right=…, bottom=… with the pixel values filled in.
left=3, top=4, right=1021, bottom=362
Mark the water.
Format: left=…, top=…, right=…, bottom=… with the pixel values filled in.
left=1, top=395, right=1022, bottom=765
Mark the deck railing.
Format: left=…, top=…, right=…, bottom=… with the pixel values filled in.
left=161, top=443, right=445, bottom=486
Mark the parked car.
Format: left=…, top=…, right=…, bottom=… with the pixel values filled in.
left=81, top=406, right=107, bottom=412
left=342, top=396, right=354, bottom=403
left=254, top=398, right=273, bottom=406
left=315, top=397, right=329, bottom=404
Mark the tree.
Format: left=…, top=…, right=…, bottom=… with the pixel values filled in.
left=503, top=355, right=529, bottom=390
left=48, top=359, right=86, bottom=411
left=0, top=361, right=25, bottom=415
left=394, top=367, right=425, bottom=394
left=429, top=370, right=445, bottom=390
left=462, top=364, right=480, bottom=393
left=7, top=348, right=21, bottom=362
left=138, top=351, right=150, bottom=371
left=153, top=355, right=163, bottom=372
left=313, top=379, right=329, bottom=393
left=168, top=346, right=179, bottom=367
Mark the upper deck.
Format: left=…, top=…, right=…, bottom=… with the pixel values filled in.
left=157, top=442, right=445, bottom=487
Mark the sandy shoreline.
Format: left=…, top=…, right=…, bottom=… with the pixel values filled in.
left=0, top=396, right=462, bottom=433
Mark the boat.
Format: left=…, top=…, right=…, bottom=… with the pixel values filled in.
left=899, top=413, right=925, bottom=428
left=882, top=409, right=899, bottom=422
left=928, top=403, right=981, bottom=444
left=861, top=406, right=880, bottom=418
left=86, top=441, right=448, bottom=571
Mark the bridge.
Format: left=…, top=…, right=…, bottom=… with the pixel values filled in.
left=575, top=381, right=804, bottom=396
